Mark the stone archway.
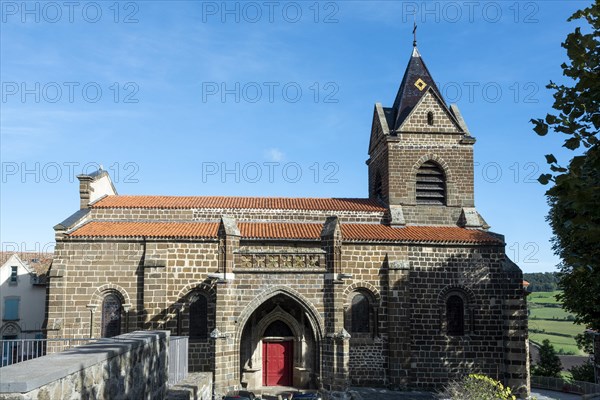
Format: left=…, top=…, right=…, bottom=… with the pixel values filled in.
left=239, top=293, right=320, bottom=389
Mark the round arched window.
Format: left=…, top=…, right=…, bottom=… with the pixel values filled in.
left=351, top=293, right=370, bottom=333
left=446, top=295, right=464, bottom=336
left=427, top=111, right=434, bottom=126
left=101, top=293, right=122, bottom=338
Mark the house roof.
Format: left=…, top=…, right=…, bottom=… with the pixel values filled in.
left=0, top=252, right=53, bottom=277
left=92, top=196, right=386, bottom=212
left=68, top=221, right=502, bottom=244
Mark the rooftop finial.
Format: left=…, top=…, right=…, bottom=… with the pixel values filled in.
left=413, top=20, right=417, bottom=47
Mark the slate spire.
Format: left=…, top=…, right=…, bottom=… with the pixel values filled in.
left=391, top=45, right=444, bottom=131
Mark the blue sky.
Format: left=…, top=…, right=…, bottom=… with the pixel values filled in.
left=0, top=0, right=591, bottom=272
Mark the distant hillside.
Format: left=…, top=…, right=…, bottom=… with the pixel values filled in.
left=523, top=272, right=560, bottom=292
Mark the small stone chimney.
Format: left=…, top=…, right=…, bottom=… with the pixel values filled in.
left=76, top=169, right=117, bottom=209
left=77, top=174, right=93, bottom=209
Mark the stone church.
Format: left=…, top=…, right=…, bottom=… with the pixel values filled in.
left=46, top=44, right=529, bottom=396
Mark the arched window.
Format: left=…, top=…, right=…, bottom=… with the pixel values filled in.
left=189, top=293, right=208, bottom=339
left=446, top=295, right=464, bottom=336
left=427, top=111, right=434, bottom=126
left=351, top=293, right=370, bottom=333
left=101, top=293, right=122, bottom=338
left=416, top=161, right=446, bottom=205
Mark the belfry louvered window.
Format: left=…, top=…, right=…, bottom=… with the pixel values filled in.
left=416, top=161, right=446, bottom=205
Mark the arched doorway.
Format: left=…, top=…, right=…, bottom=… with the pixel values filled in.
left=239, top=293, right=320, bottom=389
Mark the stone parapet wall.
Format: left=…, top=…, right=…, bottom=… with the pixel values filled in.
left=0, top=331, right=169, bottom=400
left=167, top=372, right=212, bottom=400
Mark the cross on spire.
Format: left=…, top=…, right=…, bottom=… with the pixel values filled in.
left=413, top=21, right=417, bottom=47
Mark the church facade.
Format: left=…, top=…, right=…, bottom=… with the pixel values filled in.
left=46, top=45, right=529, bottom=396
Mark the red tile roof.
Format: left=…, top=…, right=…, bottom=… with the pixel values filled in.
left=92, top=196, right=386, bottom=212
left=342, top=225, right=500, bottom=243
left=70, top=222, right=219, bottom=239
left=68, top=222, right=501, bottom=244
left=239, top=223, right=322, bottom=240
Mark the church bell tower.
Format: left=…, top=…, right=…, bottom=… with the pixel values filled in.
left=366, top=40, right=487, bottom=229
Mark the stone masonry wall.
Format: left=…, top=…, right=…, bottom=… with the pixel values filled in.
left=502, top=259, right=529, bottom=395
left=348, top=338, right=386, bottom=386
left=367, top=131, right=474, bottom=226
left=402, top=205, right=463, bottom=226
left=90, top=207, right=386, bottom=224
left=367, top=139, right=390, bottom=204
left=0, top=331, right=168, bottom=400
left=398, top=91, right=462, bottom=133
left=46, top=239, right=220, bottom=373
left=401, top=245, right=521, bottom=390
left=387, top=135, right=474, bottom=209
left=47, top=240, right=145, bottom=339
left=47, top=231, right=526, bottom=394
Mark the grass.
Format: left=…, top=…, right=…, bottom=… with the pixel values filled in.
left=528, top=291, right=563, bottom=304
left=529, top=332, right=584, bottom=355
left=529, top=319, right=585, bottom=338
left=527, top=290, right=587, bottom=356
left=529, top=307, right=573, bottom=320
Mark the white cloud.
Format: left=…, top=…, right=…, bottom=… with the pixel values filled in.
left=264, top=148, right=284, bottom=162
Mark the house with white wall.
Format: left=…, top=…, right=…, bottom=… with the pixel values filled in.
left=0, top=253, right=51, bottom=341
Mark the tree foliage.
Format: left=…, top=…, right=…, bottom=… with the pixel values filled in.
left=569, top=360, right=596, bottom=382
left=575, top=332, right=595, bottom=354
left=523, top=272, right=560, bottom=292
left=532, top=339, right=563, bottom=377
left=530, top=1, right=600, bottom=331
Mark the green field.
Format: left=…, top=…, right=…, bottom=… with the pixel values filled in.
left=529, top=319, right=585, bottom=338
left=529, top=307, right=573, bottom=320
left=528, top=291, right=563, bottom=304
left=529, top=332, right=584, bottom=355
left=528, top=290, right=587, bottom=356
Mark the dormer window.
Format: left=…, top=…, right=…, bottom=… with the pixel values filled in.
left=10, top=266, right=17, bottom=284
left=427, top=111, right=434, bottom=126
left=416, top=161, right=446, bottom=205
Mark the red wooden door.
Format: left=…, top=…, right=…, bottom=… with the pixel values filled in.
left=262, top=341, right=292, bottom=386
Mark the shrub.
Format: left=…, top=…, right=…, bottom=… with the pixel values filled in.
left=443, top=374, right=516, bottom=400
left=531, top=339, right=562, bottom=377
left=569, top=360, right=595, bottom=383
